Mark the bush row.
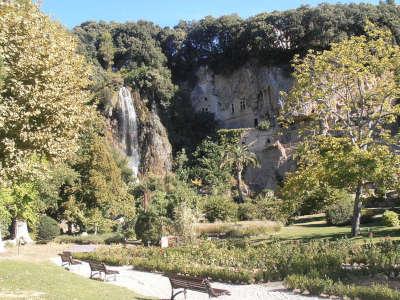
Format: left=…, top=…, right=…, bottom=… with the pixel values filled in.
left=285, top=274, right=400, bottom=300
left=54, top=233, right=124, bottom=245
left=75, top=239, right=400, bottom=284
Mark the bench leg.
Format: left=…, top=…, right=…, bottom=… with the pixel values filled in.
left=171, top=288, right=184, bottom=300
left=184, top=288, right=187, bottom=300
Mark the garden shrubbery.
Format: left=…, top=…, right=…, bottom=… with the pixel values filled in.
left=202, top=195, right=237, bottom=222
left=285, top=274, right=400, bottom=300
left=135, top=211, right=163, bottom=245
left=54, top=233, right=124, bottom=244
left=325, top=190, right=353, bottom=225
left=76, top=239, right=400, bottom=285
left=196, top=221, right=281, bottom=238
left=238, top=191, right=289, bottom=223
left=37, top=215, right=60, bottom=242
left=382, top=211, right=399, bottom=227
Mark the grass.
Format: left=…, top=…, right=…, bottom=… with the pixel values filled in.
left=0, top=260, right=148, bottom=300
left=274, top=213, right=400, bottom=242
left=54, top=233, right=124, bottom=245
left=196, top=220, right=281, bottom=237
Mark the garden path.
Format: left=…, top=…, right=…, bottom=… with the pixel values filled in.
left=52, top=256, right=322, bottom=300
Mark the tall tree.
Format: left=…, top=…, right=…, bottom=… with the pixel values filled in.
left=98, top=31, right=115, bottom=70
left=223, top=144, right=259, bottom=202
left=283, top=24, right=400, bottom=236
left=0, top=1, right=91, bottom=181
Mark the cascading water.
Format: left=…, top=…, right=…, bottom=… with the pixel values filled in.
left=118, top=87, right=140, bottom=178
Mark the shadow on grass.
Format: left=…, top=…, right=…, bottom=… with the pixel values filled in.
left=293, top=215, right=325, bottom=224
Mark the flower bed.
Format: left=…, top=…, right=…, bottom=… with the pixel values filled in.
left=285, top=274, right=400, bottom=300
left=75, top=239, right=400, bottom=285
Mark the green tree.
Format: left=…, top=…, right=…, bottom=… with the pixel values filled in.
left=283, top=25, right=400, bottom=236
left=77, top=135, right=135, bottom=230
left=98, top=31, right=115, bottom=70
left=1, top=181, right=43, bottom=239
left=191, top=138, right=232, bottom=193
left=223, top=144, right=259, bottom=202
left=0, top=1, right=91, bottom=180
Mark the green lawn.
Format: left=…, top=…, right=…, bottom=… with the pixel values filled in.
left=274, top=214, right=400, bottom=242
left=0, top=260, right=148, bottom=300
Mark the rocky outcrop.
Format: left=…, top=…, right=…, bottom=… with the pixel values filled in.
left=110, top=88, right=172, bottom=178
left=190, top=62, right=293, bottom=128
left=133, top=96, right=173, bottom=177
left=242, top=128, right=299, bottom=191
left=190, top=63, right=296, bottom=191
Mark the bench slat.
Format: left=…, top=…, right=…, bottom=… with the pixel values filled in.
left=168, top=274, right=230, bottom=298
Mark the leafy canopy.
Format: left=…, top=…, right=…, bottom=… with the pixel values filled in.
left=0, top=1, right=92, bottom=180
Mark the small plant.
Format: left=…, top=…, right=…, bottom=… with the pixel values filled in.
left=257, top=120, right=270, bottom=131
left=285, top=274, right=400, bottom=300
left=237, top=202, right=259, bottom=220
left=325, top=190, right=353, bottom=225
left=202, top=195, right=237, bottom=222
left=382, top=210, right=399, bottom=227
left=135, top=211, right=163, bottom=245
left=37, top=215, right=60, bottom=242
left=54, top=233, right=124, bottom=245
left=173, top=202, right=200, bottom=243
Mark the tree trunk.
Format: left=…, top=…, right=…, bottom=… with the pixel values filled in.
left=13, top=219, right=33, bottom=244
left=236, top=169, right=245, bottom=203
left=67, top=222, right=73, bottom=235
left=0, top=230, right=5, bottom=253
left=351, top=183, right=363, bottom=237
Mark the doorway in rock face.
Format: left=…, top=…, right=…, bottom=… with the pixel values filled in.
left=254, top=118, right=259, bottom=127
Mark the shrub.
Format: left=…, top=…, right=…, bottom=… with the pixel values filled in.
left=37, top=215, right=60, bottom=242
left=325, top=190, right=353, bottom=225
left=202, top=195, right=237, bottom=222
left=135, top=211, right=163, bottom=245
left=257, top=120, right=270, bottom=131
left=173, top=202, right=200, bottom=243
left=78, top=238, right=400, bottom=284
left=237, top=202, right=258, bottom=221
left=54, top=233, right=124, bottom=245
left=285, top=274, right=400, bottom=300
left=382, top=210, right=400, bottom=227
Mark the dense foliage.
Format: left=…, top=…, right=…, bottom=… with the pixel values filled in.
left=285, top=274, right=400, bottom=300
left=37, top=215, right=60, bottom=242
left=0, top=1, right=91, bottom=180
left=76, top=239, right=400, bottom=285
left=282, top=25, right=400, bottom=235
left=325, top=190, right=354, bottom=226
left=382, top=210, right=400, bottom=227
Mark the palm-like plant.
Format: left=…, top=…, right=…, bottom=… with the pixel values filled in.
left=223, top=144, right=259, bottom=202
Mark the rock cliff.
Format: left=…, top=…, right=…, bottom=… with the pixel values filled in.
left=190, top=63, right=297, bottom=191
left=190, top=62, right=292, bottom=128
left=110, top=87, right=172, bottom=178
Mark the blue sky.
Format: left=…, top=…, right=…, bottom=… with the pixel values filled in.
left=41, top=0, right=392, bottom=29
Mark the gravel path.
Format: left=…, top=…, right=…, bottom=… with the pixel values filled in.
left=52, top=257, right=321, bottom=300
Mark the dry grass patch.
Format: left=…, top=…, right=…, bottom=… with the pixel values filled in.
left=196, top=220, right=281, bottom=238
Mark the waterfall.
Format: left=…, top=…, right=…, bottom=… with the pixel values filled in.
left=118, top=87, right=140, bottom=178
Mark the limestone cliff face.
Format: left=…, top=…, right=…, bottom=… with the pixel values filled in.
left=109, top=88, right=172, bottom=178
left=190, top=62, right=293, bottom=128
left=241, top=128, right=299, bottom=191
left=131, top=92, right=173, bottom=177
left=190, top=63, right=296, bottom=191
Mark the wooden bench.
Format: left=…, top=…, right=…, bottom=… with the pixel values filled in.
left=167, top=274, right=231, bottom=299
left=88, top=261, right=119, bottom=281
left=58, top=251, right=81, bottom=268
